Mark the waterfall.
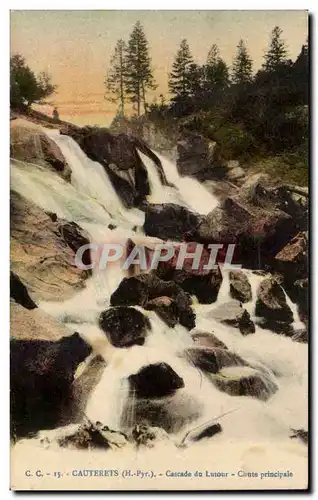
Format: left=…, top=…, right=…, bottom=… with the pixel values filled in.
left=155, top=150, right=219, bottom=214
left=138, top=149, right=218, bottom=215
left=11, top=129, right=307, bottom=475
left=45, top=129, right=144, bottom=228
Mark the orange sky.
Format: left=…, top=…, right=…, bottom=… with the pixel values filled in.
left=10, top=10, right=308, bottom=126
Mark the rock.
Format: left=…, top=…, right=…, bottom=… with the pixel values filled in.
left=144, top=203, right=202, bottom=241
left=66, top=126, right=167, bottom=208
left=57, top=421, right=128, bottom=450
left=226, top=160, right=240, bottom=170
left=191, top=330, right=228, bottom=350
left=11, top=333, right=92, bottom=438
left=184, top=346, right=246, bottom=373
left=212, top=366, right=278, bottom=401
left=229, top=270, right=252, bottom=303
left=10, top=271, right=37, bottom=309
left=98, top=306, right=151, bottom=348
left=156, top=242, right=223, bottom=304
left=110, top=274, right=196, bottom=330
left=11, top=190, right=88, bottom=302
left=255, top=279, right=294, bottom=327
left=290, top=428, right=308, bottom=445
left=195, top=182, right=299, bottom=267
left=10, top=119, right=71, bottom=181
left=180, top=422, right=222, bottom=446
left=292, top=329, right=308, bottom=343
left=210, top=300, right=255, bottom=335
left=176, top=133, right=218, bottom=178
left=131, top=424, right=170, bottom=448
left=144, top=296, right=179, bottom=328
left=57, top=220, right=92, bottom=269
left=10, top=301, right=75, bottom=341
left=128, top=363, right=185, bottom=398
left=226, top=166, right=245, bottom=182
left=275, top=232, right=307, bottom=265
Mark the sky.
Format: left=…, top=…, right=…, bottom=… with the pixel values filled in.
left=10, top=10, right=308, bottom=127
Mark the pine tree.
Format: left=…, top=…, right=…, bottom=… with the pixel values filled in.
left=204, top=44, right=229, bottom=92
left=263, top=26, right=288, bottom=72
left=105, top=39, right=127, bottom=116
left=168, top=39, right=194, bottom=98
left=232, top=39, right=253, bottom=85
left=125, top=21, right=156, bottom=116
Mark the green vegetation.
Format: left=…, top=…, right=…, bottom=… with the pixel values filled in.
left=10, top=54, right=56, bottom=110
left=105, top=21, right=156, bottom=117
left=109, top=25, right=308, bottom=185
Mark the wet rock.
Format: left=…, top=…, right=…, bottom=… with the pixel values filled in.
left=10, top=301, right=75, bottom=341
left=226, top=166, right=245, bottom=182
left=194, top=185, right=298, bottom=267
left=10, top=271, right=37, bottom=310
left=128, top=362, right=184, bottom=398
left=144, top=203, right=202, bottom=241
left=184, top=346, right=246, bottom=374
left=57, top=421, right=128, bottom=450
left=275, top=231, right=307, bottom=265
left=212, top=366, right=278, bottom=401
left=255, top=279, right=294, bottom=327
left=229, top=270, right=252, bottom=303
left=180, top=422, right=222, bottom=446
left=191, top=330, right=228, bottom=350
left=210, top=300, right=255, bottom=335
left=290, top=428, right=308, bottom=445
left=110, top=274, right=195, bottom=330
left=10, top=119, right=71, bottom=181
left=292, top=329, right=308, bottom=343
left=144, top=296, right=179, bottom=328
left=57, top=220, right=91, bottom=269
left=176, top=133, right=218, bottom=178
left=99, top=306, right=151, bottom=348
left=11, top=333, right=92, bottom=438
left=66, top=126, right=167, bottom=207
left=131, top=424, right=170, bottom=448
left=11, top=190, right=89, bottom=302
left=156, top=242, right=223, bottom=304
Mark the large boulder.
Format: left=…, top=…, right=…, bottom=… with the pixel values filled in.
left=131, top=424, right=171, bottom=448
left=11, top=191, right=89, bottom=302
left=144, top=296, right=179, bottom=328
left=11, top=333, right=92, bottom=438
left=64, top=126, right=167, bottom=208
left=184, top=346, right=246, bottom=373
left=57, top=422, right=128, bottom=450
left=176, top=133, right=218, bottom=178
left=255, top=278, right=294, bottom=331
left=10, top=119, right=71, bottom=182
left=10, top=301, right=74, bottom=341
left=156, top=242, right=223, bottom=304
left=56, top=220, right=91, bottom=269
left=210, top=300, right=255, bottom=335
left=212, top=366, right=278, bottom=401
left=191, top=330, right=228, bottom=350
left=98, top=306, right=151, bottom=348
left=194, top=174, right=302, bottom=266
left=10, top=272, right=37, bottom=310
left=274, top=232, right=308, bottom=323
left=128, top=363, right=185, bottom=398
left=144, top=203, right=202, bottom=241
left=229, top=270, right=252, bottom=303
left=110, top=274, right=196, bottom=330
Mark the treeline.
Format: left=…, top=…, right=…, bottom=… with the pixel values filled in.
left=108, top=23, right=308, bottom=164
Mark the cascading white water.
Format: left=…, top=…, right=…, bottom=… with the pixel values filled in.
left=11, top=131, right=307, bottom=479
left=46, top=129, right=144, bottom=227
left=154, top=150, right=219, bottom=214
left=138, top=149, right=218, bottom=215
